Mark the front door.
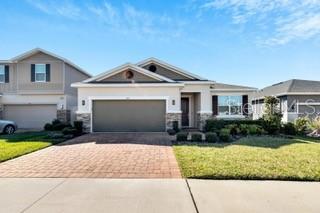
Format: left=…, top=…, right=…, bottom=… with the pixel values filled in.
left=181, top=98, right=189, bottom=127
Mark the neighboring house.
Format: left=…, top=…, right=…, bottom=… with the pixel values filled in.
left=72, top=58, right=256, bottom=132
left=0, top=48, right=91, bottom=129
left=252, top=79, right=320, bottom=123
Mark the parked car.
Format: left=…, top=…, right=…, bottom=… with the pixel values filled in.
left=0, top=120, right=17, bottom=134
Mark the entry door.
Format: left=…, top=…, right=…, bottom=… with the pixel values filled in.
left=181, top=98, right=189, bottom=127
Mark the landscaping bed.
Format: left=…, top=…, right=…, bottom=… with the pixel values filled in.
left=173, top=136, right=320, bottom=181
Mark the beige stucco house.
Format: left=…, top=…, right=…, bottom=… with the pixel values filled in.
left=0, top=48, right=91, bottom=129
left=72, top=58, right=256, bottom=132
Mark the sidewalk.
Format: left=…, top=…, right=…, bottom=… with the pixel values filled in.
left=0, top=178, right=319, bottom=213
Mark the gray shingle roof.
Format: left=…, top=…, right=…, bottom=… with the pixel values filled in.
left=254, top=79, right=320, bottom=99
left=212, top=82, right=257, bottom=90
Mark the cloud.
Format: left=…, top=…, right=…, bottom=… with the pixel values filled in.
left=87, top=1, right=186, bottom=39
left=198, top=0, right=320, bottom=45
left=26, top=0, right=82, bottom=20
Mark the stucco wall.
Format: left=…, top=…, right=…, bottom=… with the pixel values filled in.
left=77, top=86, right=182, bottom=113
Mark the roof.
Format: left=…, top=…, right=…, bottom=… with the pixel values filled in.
left=83, top=63, right=175, bottom=83
left=211, top=82, right=257, bottom=91
left=9, top=48, right=91, bottom=77
left=136, top=57, right=207, bottom=81
left=254, top=79, right=320, bottom=99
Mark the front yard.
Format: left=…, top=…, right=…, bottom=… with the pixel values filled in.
left=173, top=136, right=320, bottom=181
left=0, top=131, right=63, bottom=162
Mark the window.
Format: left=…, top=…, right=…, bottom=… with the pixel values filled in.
left=218, top=96, right=242, bottom=116
left=35, top=64, right=46, bottom=82
left=0, top=65, right=4, bottom=83
left=124, top=70, right=134, bottom=79
left=148, top=65, right=157, bottom=72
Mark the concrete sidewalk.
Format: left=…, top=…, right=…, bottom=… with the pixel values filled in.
left=0, top=179, right=320, bottom=213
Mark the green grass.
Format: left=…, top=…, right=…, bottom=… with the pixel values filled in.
left=0, top=131, right=61, bottom=162
left=173, top=136, right=320, bottom=181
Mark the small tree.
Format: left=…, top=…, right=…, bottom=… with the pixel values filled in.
left=308, top=116, right=320, bottom=137
left=262, top=96, right=283, bottom=134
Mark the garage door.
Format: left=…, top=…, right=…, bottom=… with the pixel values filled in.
left=3, top=104, right=57, bottom=129
left=92, top=100, right=166, bottom=132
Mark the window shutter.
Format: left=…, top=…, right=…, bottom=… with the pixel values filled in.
left=212, top=95, right=218, bottom=116
left=46, top=64, right=51, bottom=82
left=4, top=65, right=9, bottom=83
left=31, top=64, right=35, bottom=82
left=242, top=95, right=248, bottom=116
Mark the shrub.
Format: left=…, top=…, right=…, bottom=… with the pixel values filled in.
left=191, top=133, right=202, bottom=142
left=44, top=123, right=53, bottom=131
left=309, top=116, right=320, bottom=136
left=172, top=121, right=180, bottom=133
left=239, top=124, right=249, bottom=136
left=281, top=122, right=296, bottom=135
left=176, top=132, right=188, bottom=141
left=205, top=119, right=264, bottom=132
left=295, top=117, right=310, bottom=135
left=53, top=123, right=71, bottom=131
left=205, top=132, right=218, bottom=143
left=167, top=129, right=176, bottom=136
left=225, top=124, right=240, bottom=136
left=262, top=96, right=283, bottom=134
left=62, top=127, right=78, bottom=135
left=247, top=124, right=263, bottom=135
left=219, top=128, right=231, bottom=142
left=73, top=121, right=83, bottom=133
left=52, top=119, right=61, bottom=126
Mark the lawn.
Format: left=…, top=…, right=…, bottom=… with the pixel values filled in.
left=173, top=136, right=320, bottom=181
left=0, top=131, right=61, bottom=162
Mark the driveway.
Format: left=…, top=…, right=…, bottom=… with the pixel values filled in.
left=0, top=133, right=181, bottom=178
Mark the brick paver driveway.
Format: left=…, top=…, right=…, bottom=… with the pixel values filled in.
left=0, top=133, right=181, bottom=178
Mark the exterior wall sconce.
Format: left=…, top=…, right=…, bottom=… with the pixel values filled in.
left=82, top=100, right=85, bottom=106
left=172, top=100, right=175, bottom=105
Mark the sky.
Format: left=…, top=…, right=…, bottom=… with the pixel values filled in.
left=0, top=0, right=320, bottom=88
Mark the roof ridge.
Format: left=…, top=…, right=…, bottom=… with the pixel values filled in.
left=287, top=79, right=295, bottom=93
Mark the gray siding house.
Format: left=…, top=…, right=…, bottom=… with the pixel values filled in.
left=252, top=79, right=320, bottom=123
left=0, top=48, right=91, bottom=129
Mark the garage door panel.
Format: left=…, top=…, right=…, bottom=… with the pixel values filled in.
left=93, top=100, right=166, bottom=132
left=3, top=105, right=57, bottom=129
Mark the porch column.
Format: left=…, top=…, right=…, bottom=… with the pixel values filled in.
left=197, top=91, right=212, bottom=130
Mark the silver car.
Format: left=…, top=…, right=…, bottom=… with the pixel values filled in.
left=0, top=120, right=17, bottom=134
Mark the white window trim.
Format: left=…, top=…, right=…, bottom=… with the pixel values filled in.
left=35, top=64, right=46, bottom=83
left=0, top=65, right=5, bottom=83
left=218, top=95, right=243, bottom=116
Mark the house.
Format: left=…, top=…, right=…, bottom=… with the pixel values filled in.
left=72, top=58, right=256, bottom=132
left=0, top=48, right=91, bottom=129
left=252, top=79, right=320, bottom=123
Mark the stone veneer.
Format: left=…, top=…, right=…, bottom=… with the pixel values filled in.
left=197, top=113, right=213, bottom=131
left=166, top=113, right=182, bottom=130
left=76, top=113, right=91, bottom=133
left=57, top=110, right=70, bottom=123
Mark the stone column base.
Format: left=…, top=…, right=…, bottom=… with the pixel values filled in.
left=166, top=113, right=182, bottom=130
left=197, top=113, right=213, bottom=131
left=76, top=113, right=91, bottom=133
left=57, top=110, right=71, bottom=124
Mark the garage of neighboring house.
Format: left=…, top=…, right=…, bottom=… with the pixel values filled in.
left=3, top=104, right=57, bottom=129
left=92, top=100, right=166, bottom=132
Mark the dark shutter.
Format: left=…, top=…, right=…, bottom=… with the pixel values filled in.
left=4, top=65, right=9, bottom=83
left=212, top=95, right=218, bottom=116
left=46, top=64, right=51, bottom=82
left=242, top=95, right=248, bottom=116
left=31, top=64, right=35, bottom=82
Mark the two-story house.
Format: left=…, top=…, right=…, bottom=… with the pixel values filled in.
left=0, top=48, right=91, bottom=129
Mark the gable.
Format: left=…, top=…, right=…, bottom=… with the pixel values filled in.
left=19, top=52, right=63, bottom=63
left=141, top=63, right=192, bottom=80
left=99, top=69, right=162, bottom=83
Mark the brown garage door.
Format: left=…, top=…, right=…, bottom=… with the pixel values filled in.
left=3, top=104, right=57, bottom=129
left=92, top=100, right=166, bottom=132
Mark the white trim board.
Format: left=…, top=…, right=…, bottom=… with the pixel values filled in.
left=83, top=63, right=175, bottom=83
left=136, top=57, right=206, bottom=80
